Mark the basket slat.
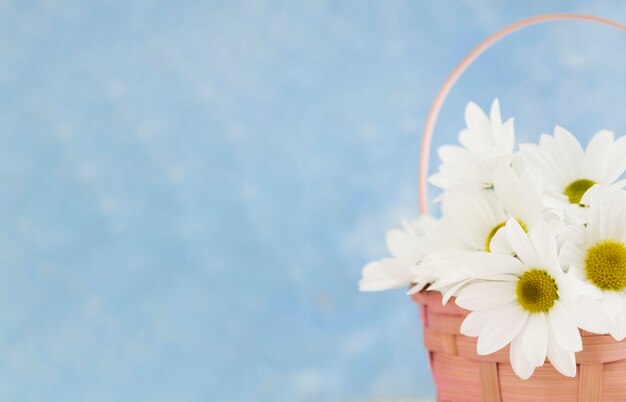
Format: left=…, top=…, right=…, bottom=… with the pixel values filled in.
left=432, top=353, right=485, bottom=402
left=427, top=309, right=463, bottom=334
left=578, top=364, right=603, bottom=401
left=480, top=362, right=502, bottom=402
left=600, top=360, right=626, bottom=400
left=498, top=364, right=578, bottom=402
left=577, top=336, right=626, bottom=364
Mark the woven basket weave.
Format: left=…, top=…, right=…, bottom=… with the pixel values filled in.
left=412, top=291, right=626, bottom=402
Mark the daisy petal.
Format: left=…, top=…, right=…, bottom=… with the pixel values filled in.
left=461, top=310, right=493, bottom=337
left=359, top=260, right=413, bottom=292
left=471, top=252, right=525, bottom=277
left=529, top=223, right=558, bottom=271
left=522, top=313, right=548, bottom=367
left=571, top=298, right=614, bottom=335
left=505, top=218, right=541, bottom=267
left=488, top=226, right=512, bottom=255
left=546, top=328, right=577, bottom=377
left=548, top=301, right=582, bottom=351
left=510, top=333, right=536, bottom=380
left=477, top=302, right=528, bottom=355
left=407, top=282, right=427, bottom=295
left=455, top=281, right=517, bottom=311
left=386, top=229, right=419, bottom=262
left=584, top=130, right=614, bottom=181
left=440, top=277, right=473, bottom=305
left=606, top=292, right=626, bottom=341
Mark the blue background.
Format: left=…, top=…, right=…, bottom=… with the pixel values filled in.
left=3, top=1, right=626, bottom=401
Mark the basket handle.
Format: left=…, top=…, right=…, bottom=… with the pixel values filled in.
left=418, top=13, right=626, bottom=214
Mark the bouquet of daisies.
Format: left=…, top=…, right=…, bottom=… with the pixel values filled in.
left=359, top=99, right=626, bottom=380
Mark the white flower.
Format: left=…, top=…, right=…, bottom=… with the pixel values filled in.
left=424, top=164, right=547, bottom=302
left=429, top=99, right=515, bottom=193
left=359, top=215, right=439, bottom=294
left=489, top=165, right=565, bottom=253
left=559, top=186, right=626, bottom=340
left=456, top=219, right=597, bottom=379
left=520, top=127, right=626, bottom=216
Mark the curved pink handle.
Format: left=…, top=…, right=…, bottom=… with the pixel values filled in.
left=419, top=13, right=626, bottom=214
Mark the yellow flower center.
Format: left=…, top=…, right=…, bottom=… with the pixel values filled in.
left=564, top=179, right=596, bottom=204
left=585, top=240, right=626, bottom=291
left=516, top=269, right=559, bottom=313
left=485, top=219, right=527, bottom=252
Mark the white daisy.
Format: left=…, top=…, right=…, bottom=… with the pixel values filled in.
left=359, top=215, right=439, bottom=294
left=489, top=165, right=565, bottom=253
left=559, top=186, right=626, bottom=340
left=424, top=165, right=546, bottom=302
left=520, top=127, right=626, bottom=214
left=456, top=219, right=598, bottom=379
left=429, top=99, right=515, bottom=193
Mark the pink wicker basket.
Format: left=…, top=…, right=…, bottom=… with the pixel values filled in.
left=415, top=14, right=626, bottom=402
left=412, top=291, right=626, bottom=402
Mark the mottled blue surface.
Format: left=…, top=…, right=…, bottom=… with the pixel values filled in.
left=3, top=1, right=626, bottom=401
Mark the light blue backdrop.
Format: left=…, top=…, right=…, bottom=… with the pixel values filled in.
left=3, top=1, right=626, bottom=401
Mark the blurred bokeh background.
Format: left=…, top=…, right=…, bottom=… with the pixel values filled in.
left=3, top=1, right=626, bottom=401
